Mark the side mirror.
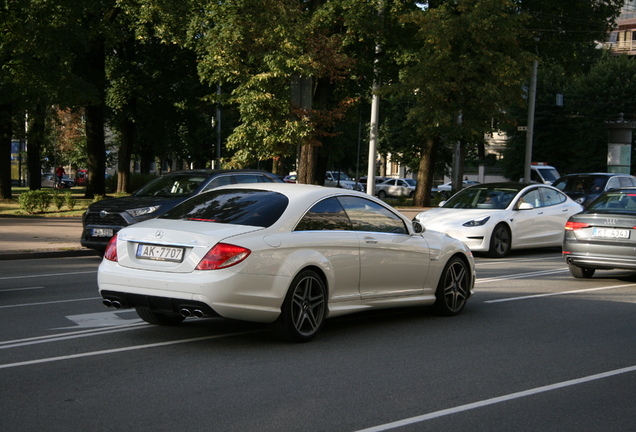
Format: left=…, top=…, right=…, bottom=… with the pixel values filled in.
left=438, top=201, right=446, bottom=207
left=412, top=221, right=425, bottom=234
left=518, top=202, right=534, bottom=210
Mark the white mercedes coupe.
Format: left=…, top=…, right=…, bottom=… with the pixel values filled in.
left=98, top=183, right=475, bottom=342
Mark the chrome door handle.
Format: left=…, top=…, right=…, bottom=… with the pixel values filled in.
left=364, top=237, right=378, bottom=244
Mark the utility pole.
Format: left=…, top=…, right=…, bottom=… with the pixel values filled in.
left=523, top=58, right=538, bottom=184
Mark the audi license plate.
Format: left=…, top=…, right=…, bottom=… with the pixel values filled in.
left=92, top=228, right=113, bottom=237
left=136, top=244, right=184, bottom=262
left=592, top=228, right=630, bottom=239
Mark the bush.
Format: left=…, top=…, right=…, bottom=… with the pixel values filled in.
left=64, top=190, right=76, bottom=210
left=52, top=190, right=65, bottom=210
left=92, top=194, right=105, bottom=204
left=18, top=190, right=52, bottom=214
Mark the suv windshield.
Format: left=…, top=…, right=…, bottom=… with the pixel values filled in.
left=133, top=174, right=209, bottom=198
left=159, top=189, right=289, bottom=227
left=443, top=185, right=523, bottom=209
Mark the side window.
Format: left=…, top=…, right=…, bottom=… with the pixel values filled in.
left=618, top=177, right=634, bottom=187
left=530, top=170, right=542, bottom=183
left=519, top=189, right=542, bottom=208
left=540, top=188, right=566, bottom=206
left=606, top=177, right=620, bottom=190
left=234, top=174, right=263, bottom=184
left=294, top=197, right=353, bottom=231
left=204, top=175, right=233, bottom=190
left=337, top=196, right=407, bottom=234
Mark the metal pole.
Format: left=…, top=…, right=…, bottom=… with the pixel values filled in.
left=524, top=59, right=538, bottom=184
left=216, top=85, right=222, bottom=169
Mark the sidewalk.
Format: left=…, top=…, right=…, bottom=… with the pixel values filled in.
left=0, top=216, right=97, bottom=260
left=0, top=208, right=429, bottom=261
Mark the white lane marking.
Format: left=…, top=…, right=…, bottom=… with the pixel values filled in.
left=354, top=365, right=636, bottom=432
left=485, top=283, right=636, bottom=303
left=475, top=256, right=562, bottom=266
left=0, top=322, right=148, bottom=348
left=0, top=297, right=102, bottom=309
left=0, top=286, right=45, bottom=292
left=476, top=268, right=568, bottom=284
left=0, top=330, right=263, bottom=369
left=56, top=310, right=142, bottom=329
left=0, top=271, right=96, bottom=281
left=0, top=323, right=149, bottom=349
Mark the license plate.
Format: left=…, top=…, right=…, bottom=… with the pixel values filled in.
left=92, top=228, right=113, bottom=237
left=592, top=228, right=630, bottom=239
left=136, top=244, right=184, bottom=262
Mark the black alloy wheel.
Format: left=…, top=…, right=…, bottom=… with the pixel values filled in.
left=489, top=223, right=511, bottom=258
left=271, top=269, right=326, bottom=342
left=434, top=257, right=470, bottom=316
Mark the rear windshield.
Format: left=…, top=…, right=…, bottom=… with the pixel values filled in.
left=587, top=191, right=636, bottom=212
left=158, top=189, right=289, bottom=227
left=133, top=174, right=210, bottom=197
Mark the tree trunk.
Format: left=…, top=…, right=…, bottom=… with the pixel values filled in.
left=0, top=104, right=12, bottom=200
left=27, top=103, right=46, bottom=190
left=117, top=117, right=135, bottom=193
left=85, top=104, right=106, bottom=197
left=414, top=136, right=437, bottom=207
left=83, top=38, right=106, bottom=199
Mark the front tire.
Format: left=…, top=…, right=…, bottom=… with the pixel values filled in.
left=434, top=257, right=470, bottom=316
left=378, top=190, right=387, bottom=199
left=135, top=307, right=185, bottom=326
left=569, top=264, right=595, bottom=279
left=489, top=224, right=511, bottom=258
left=270, top=269, right=327, bottom=342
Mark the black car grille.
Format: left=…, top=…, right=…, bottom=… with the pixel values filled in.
left=85, top=212, right=128, bottom=227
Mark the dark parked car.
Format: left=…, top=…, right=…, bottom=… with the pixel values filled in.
left=81, top=169, right=282, bottom=254
left=552, top=173, right=636, bottom=208
left=563, top=187, right=636, bottom=278
left=41, top=173, right=74, bottom=188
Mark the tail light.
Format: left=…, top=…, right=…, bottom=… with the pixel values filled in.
left=196, top=243, right=251, bottom=270
left=104, top=234, right=118, bottom=261
left=565, top=221, right=589, bottom=231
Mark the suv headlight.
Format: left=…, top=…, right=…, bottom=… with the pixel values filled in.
left=126, top=206, right=161, bottom=218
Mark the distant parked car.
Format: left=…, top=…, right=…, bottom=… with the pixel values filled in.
left=324, top=171, right=363, bottom=191
left=414, top=182, right=583, bottom=257
left=563, top=187, right=636, bottom=278
left=41, top=173, right=74, bottom=189
left=283, top=174, right=297, bottom=183
left=552, top=173, right=636, bottom=208
left=74, top=169, right=88, bottom=186
left=375, top=178, right=416, bottom=198
left=433, top=180, right=480, bottom=199
left=81, top=169, right=282, bottom=255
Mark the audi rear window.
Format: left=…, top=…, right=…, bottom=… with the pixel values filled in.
left=159, top=189, right=289, bottom=227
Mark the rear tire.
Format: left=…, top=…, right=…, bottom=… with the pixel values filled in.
left=378, top=190, right=387, bottom=199
left=270, top=269, right=326, bottom=342
left=489, top=224, right=511, bottom=258
left=135, top=307, right=185, bottom=326
left=433, top=257, right=470, bottom=316
left=569, top=265, right=595, bottom=279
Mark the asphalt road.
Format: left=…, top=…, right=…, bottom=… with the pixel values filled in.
left=1, top=250, right=635, bottom=432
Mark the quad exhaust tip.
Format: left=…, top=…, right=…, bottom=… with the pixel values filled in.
left=180, top=308, right=205, bottom=318
left=102, top=299, right=122, bottom=309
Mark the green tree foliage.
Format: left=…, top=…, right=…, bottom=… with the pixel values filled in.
left=503, top=52, right=636, bottom=179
